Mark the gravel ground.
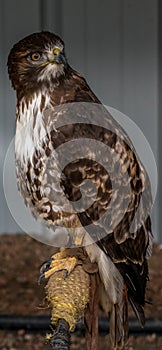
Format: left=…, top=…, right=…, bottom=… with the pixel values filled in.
left=1, top=330, right=162, bottom=350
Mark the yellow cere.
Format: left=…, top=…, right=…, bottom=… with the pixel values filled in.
left=53, top=47, right=61, bottom=56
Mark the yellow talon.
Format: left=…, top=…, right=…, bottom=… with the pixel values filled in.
left=44, top=255, right=78, bottom=279
left=51, top=247, right=68, bottom=261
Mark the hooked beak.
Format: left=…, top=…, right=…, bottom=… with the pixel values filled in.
left=54, top=52, right=67, bottom=67
left=41, top=50, right=68, bottom=68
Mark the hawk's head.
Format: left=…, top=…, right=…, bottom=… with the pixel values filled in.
left=8, top=31, right=68, bottom=93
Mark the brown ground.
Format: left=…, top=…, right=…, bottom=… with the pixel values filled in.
left=0, top=233, right=162, bottom=349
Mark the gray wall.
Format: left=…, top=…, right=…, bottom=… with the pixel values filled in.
left=0, top=0, right=160, bottom=241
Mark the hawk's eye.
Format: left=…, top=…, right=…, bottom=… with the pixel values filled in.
left=30, top=52, right=41, bottom=61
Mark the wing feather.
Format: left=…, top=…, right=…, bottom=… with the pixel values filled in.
left=49, top=68, right=152, bottom=323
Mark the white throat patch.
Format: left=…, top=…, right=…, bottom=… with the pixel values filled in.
left=37, top=63, right=65, bottom=83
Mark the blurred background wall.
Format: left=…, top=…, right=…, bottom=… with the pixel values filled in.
left=0, top=0, right=160, bottom=241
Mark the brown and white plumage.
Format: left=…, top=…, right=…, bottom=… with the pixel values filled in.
left=8, top=31, right=153, bottom=349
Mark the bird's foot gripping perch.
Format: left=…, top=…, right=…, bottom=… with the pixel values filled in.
left=40, top=248, right=99, bottom=350
left=39, top=248, right=78, bottom=283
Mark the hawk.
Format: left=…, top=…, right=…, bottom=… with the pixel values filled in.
left=8, top=32, right=152, bottom=349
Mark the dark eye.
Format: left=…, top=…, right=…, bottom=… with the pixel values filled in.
left=30, top=52, right=41, bottom=61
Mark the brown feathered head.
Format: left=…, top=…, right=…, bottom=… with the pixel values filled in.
left=8, top=31, right=68, bottom=93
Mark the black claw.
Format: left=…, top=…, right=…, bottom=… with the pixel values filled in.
left=38, top=272, right=45, bottom=285
left=40, top=258, right=53, bottom=275
left=63, top=270, right=69, bottom=280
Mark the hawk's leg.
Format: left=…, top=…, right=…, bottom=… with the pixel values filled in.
left=39, top=248, right=78, bottom=282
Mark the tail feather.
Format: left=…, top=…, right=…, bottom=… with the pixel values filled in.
left=109, top=285, right=128, bottom=350
left=129, top=297, right=145, bottom=327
